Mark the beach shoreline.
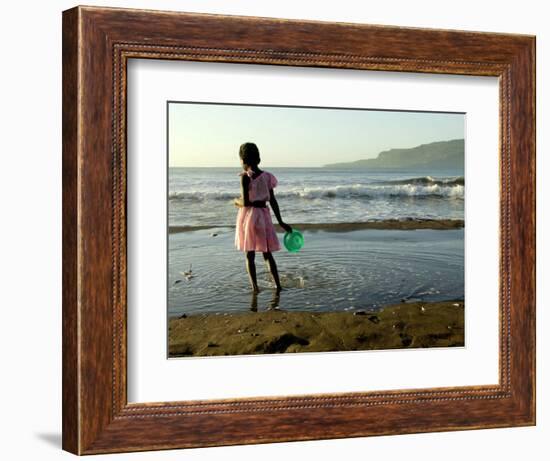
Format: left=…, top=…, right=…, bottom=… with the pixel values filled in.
left=169, top=218, right=464, bottom=234
left=168, top=300, right=464, bottom=357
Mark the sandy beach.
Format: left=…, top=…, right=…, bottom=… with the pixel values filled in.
left=169, top=300, right=464, bottom=357
left=169, top=218, right=464, bottom=234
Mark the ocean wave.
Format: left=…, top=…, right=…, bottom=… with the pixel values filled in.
left=169, top=191, right=237, bottom=201
left=169, top=177, right=464, bottom=201
left=378, top=176, right=464, bottom=186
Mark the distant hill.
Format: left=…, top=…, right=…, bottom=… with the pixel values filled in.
left=324, top=139, right=464, bottom=170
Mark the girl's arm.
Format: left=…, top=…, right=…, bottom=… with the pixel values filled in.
left=269, top=189, right=292, bottom=233
left=234, top=174, right=252, bottom=208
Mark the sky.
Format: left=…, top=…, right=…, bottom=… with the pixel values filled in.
left=168, top=102, right=464, bottom=168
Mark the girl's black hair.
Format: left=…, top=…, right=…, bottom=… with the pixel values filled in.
left=239, top=142, right=261, bottom=166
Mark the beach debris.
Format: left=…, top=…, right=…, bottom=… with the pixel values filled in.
left=210, top=233, right=218, bottom=237
left=420, top=306, right=426, bottom=313
left=453, top=303, right=460, bottom=307
left=368, top=315, right=380, bottom=324
left=355, top=333, right=367, bottom=343
left=393, top=321, right=406, bottom=331
left=180, top=264, right=194, bottom=280
left=353, top=310, right=367, bottom=316
left=178, top=313, right=187, bottom=319
left=251, top=332, right=260, bottom=337
left=207, top=342, right=219, bottom=347
left=174, top=279, right=182, bottom=285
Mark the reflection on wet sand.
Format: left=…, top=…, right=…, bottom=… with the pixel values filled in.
left=250, top=290, right=281, bottom=312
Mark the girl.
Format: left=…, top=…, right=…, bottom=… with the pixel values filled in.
left=234, top=142, right=292, bottom=293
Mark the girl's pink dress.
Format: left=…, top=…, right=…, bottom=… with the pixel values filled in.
left=235, top=170, right=281, bottom=253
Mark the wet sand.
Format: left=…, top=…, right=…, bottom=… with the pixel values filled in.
left=168, top=300, right=464, bottom=357
left=168, top=218, right=464, bottom=234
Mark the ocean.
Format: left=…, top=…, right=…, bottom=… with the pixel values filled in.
left=168, top=167, right=464, bottom=228
left=168, top=167, right=464, bottom=316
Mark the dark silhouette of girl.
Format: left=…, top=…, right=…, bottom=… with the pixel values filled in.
left=234, top=142, right=292, bottom=293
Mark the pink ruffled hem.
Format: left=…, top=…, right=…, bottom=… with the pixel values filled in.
left=235, top=207, right=281, bottom=253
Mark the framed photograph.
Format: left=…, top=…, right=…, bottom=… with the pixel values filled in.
left=62, top=5, right=535, bottom=455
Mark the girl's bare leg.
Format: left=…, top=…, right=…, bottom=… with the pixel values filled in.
left=250, top=291, right=258, bottom=312
left=246, top=251, right=260, bottom=292
left=262, top=252, right=282, bottom=292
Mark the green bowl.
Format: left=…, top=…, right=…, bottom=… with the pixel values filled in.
left=283, top=230, right=304, bottom=253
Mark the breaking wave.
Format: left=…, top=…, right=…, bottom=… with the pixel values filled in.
left=169, top=176, right=464, bottom=201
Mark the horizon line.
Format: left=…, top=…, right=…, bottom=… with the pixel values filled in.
left=169, top=137, right=465, bottom=168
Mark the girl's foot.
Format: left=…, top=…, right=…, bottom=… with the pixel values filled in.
left=268, top=291, right=281, bottom=310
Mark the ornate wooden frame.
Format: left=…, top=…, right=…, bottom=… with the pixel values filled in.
left=62, top=5, right=536, bottom=455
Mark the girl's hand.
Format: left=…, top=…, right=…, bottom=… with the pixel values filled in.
left=234, top=198, right=243, bottom=208
left=281, top=222, right=292, bottom=234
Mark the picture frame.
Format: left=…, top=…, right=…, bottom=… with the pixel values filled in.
left=62, top=5, right=535, bottom=455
